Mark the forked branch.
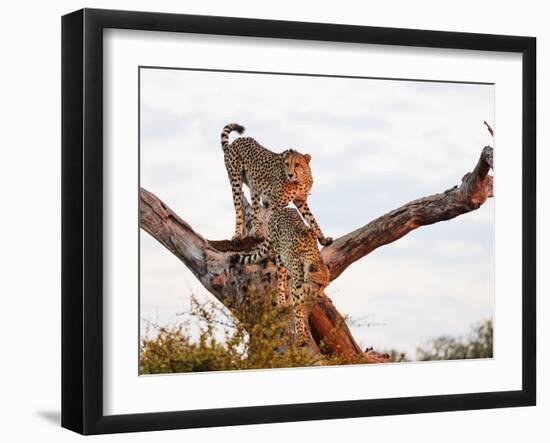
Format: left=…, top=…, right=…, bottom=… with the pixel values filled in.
left=140, top=145, right=493, bottom=360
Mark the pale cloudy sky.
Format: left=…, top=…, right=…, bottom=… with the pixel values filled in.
left=139, top=67, right=494, bottom=358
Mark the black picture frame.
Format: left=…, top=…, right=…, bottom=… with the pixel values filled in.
left=61, top=8, right=536, bottom=435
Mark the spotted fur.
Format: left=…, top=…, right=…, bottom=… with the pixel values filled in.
left=233, top=208, right=330, bottom=345
left=221, top=123, right=332, bottom=246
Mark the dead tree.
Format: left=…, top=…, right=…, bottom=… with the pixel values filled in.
left=140, top=145, right=493, bottom=362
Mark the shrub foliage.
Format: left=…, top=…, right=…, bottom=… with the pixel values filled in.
left=140, top=292, right=493, bottom=373
left=140, top=291, right=379, bottom=374
left=416, top=319, right=493, bottom=361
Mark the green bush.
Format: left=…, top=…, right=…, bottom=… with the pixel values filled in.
left=140, top=293, right=493, bottom=373
left=416, top=319, right=493, bottom=361
left=140, top=294, right=324, bottom=374
left=140, top=293, right=378, bottom=374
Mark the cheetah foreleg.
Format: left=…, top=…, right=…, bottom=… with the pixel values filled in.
left=275, top=260, right=289, bottom=307
left=290, top=283, right=317, bottom=348
left=294, top=200, right=333, bottom=246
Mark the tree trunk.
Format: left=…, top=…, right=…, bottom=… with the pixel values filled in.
left=140, top=145, right=493, bottom=362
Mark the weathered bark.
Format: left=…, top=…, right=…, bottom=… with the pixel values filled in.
left=321, top=146, right=494, bottom=280
left=140, top=145, right=493, bottom=361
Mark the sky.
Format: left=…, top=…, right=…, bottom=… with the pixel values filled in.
left=139, top=67, right=495, bottom=359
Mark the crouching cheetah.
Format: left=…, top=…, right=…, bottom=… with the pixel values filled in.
left=231, top=207, right=331, bottom=347
left=221, top=123, right=332, bottom=246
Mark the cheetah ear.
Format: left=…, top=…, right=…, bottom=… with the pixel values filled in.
left=304, top=153, right=311, bottom=163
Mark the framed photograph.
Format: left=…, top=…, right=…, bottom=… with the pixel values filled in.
left=62, top=8, right=536, bottom=435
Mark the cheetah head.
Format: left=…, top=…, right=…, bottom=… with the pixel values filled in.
left=283, top=150, right=313, bottom=189
left=306, top=261, right=330, bottom=294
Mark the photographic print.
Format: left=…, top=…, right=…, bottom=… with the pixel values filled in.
left=138, top=67, right=495, bottom=374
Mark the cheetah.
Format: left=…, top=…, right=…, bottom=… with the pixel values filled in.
left=232, top=207, right=330, bottom=346
left=221, top=123, right=332, bottom=246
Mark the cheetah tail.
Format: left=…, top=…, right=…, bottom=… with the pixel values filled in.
left=233, top=238, right=270, bottom=265
left=221, top=123, right=245, bottom=150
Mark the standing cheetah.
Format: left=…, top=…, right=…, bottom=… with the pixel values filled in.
left=232, top=207, right=330, bottom=346
left=221, top=123, right=332, bottom=246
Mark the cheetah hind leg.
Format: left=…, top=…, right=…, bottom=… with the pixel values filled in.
left=270, top=258, right=292, bottom=355
left=230, top=186, right=246, bottom=241
left=275, top=259, right=289, bottom=308
left=249, top=189, right=265, bottom=240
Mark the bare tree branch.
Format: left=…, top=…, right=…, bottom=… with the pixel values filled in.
left=321, top=146, right=494, bottom=281
left=483, top=121, right=494, bottom=137
left=140, top=188, right=212, bottom=280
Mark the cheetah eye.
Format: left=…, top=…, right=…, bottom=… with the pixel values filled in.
left=309, top=264, right=318, bottom=273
